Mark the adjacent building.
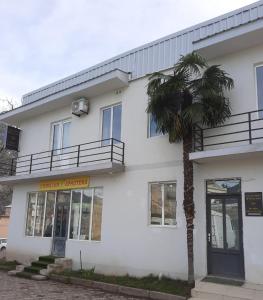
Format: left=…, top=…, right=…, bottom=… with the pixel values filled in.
left=1, top=0, right=263, bottom=284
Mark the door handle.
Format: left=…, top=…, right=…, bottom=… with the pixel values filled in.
left=208, top=233, right=211, bottom=243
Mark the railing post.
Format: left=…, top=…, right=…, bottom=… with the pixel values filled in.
left=110, top=138, right=113, bottom=162
left=29, top=154, right=33, bottom=174
left=122, top=142, right=125, bottom=165
left=77, top=145, right=80, bottom=167
left=248, top=112, right=252, bottom=144
left=50, top=150, right=53, bottom=171
left=10, top=158, right=14, bottom=176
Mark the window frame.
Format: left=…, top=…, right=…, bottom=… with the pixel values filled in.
left=147, top=113, right=163, bottom=138
left=25, top=191, right=56, bottom=238
left=148, top=181, right=177, bottom=228
left=101, top=103, right=122, bottom=143
left=255, top=64, right=263, bottom=116
left=51, top=119, right=71, bottom=152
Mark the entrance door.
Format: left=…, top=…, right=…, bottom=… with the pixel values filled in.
left=207, top=195, right=244, bottom=279
left=52, top=190, right=71, bottom=257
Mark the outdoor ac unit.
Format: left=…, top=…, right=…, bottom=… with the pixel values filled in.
left=71, top=98, right=89, bottom=117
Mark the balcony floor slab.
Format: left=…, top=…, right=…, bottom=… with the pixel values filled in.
left=0, top=162, right=124, bottom=185
left=189, top=142, right=263, bottom=163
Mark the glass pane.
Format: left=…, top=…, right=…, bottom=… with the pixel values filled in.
left=150, top=184, right=162, bottom=225
left=226, top=198, right=239, bottom=250
left=34, top=192, right=46, bottom=237
left=52, top=124, right=61, bottom=152
left=207, top=179, right=241, bottom=194
left=62, top=122, right=71, bottom=150
left=102, top=108, right=111, bottom=145
left=80, top=189, right=92, bottom=240
left=69, top=190, right=81, bottom=239
left=55, top=191, right=70, bottom=237
left=91, top=188, right=103, bottom=241
left=256, top=66, right=263, bottom=117
left=149, top=114, right=161, bottom=137
left=112, top=104, right=122, bottom=143
left=25, top=193, right=37, bottom=236
left=164, top=183, right=176, bottom=225
left=43, top=192, right=55, bottom=237
left=210, top=198, right=224, bottom=249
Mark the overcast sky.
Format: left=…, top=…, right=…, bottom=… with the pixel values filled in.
left=0, top=0, right=257, bottom=108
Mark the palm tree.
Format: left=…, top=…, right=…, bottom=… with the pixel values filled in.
left=147, top=52, right=234, bottom=284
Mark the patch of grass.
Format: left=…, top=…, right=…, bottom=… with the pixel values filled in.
left=59, top=269, right=191, bottom=297
left=0, top=259, right=18, bottom=271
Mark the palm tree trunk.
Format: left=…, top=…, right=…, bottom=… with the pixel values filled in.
left=183, top=132, right=195, bottom=286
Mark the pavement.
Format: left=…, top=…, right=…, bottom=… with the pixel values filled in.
left=0, top=271, right=145, bottom=300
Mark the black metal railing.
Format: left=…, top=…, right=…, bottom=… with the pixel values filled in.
left=0, top=138, right=125, bottom=177
left=193, top=109, right=263, bottom=152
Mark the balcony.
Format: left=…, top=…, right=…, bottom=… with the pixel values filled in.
left=190, top=109, right=263, bottom=162
left=0, top=138, right=125, bottom=184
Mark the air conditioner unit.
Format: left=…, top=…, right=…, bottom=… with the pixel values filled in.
left=71, top=98, right=89, bottom=117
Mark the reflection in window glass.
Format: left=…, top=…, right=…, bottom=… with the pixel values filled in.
left=164, top=184, right=176, bottom=225
left=207, top=179, right=241, bottom=194
left=113, top=105, right=122, bottom=142
left=25, top=193, right=37, bottom=236
left=34, top=192, right=45, bottom=236
left=226, top=199, right=239, bottom=250
left=102, top=108, right=111, bottom=145
left=80, top=189, right=92, bottom=240
left=150, top=184, right=162, bottom=225
left=211, top=198, right=224, bottom=249
left=92, top=188, right=103, bottom=241
left=69, top=190, right=81, bottom=239
left=256, top=66, right=263, bottom=117
left=148, top=114, right=162, bottom=137
left=44, top=192, right=55, bottom=237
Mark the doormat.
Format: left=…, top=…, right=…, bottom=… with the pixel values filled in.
left=202, top=276, right=244, bottom=286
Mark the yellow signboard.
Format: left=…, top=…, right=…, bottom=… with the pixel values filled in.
left=39, top=176, right=90, bottom=191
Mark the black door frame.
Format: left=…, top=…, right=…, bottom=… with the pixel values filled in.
left=206, top=191, right=245, bottom=279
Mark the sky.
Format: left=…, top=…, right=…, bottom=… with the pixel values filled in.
left=0, top=0, right=257, bottom=108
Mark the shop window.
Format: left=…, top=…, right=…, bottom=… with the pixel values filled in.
left=102, top=103, right=122, bottom=145
left=25, top=191, right=56, bottom=237
left=150, top=182, right=176, bottom=226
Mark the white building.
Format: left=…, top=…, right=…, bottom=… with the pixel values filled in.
left=1, top=0, right=263, bottom=284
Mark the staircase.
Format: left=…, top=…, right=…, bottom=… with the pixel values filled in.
left=8, top=256, right=72, bottom=280
left=190, top=278, right=263, bottom=300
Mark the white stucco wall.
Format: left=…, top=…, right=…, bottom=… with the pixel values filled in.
left=6, top=42, right=263, bottom=282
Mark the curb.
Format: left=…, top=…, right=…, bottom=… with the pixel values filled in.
left=49, top=274, right=186, bottom=300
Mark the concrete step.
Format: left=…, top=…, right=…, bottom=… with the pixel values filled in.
left=192, top=279, right=263, bottom=300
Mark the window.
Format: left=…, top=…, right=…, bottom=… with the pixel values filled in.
left=256, top=66, right=263, bottom=117
left=148, top=114, right=162, bottom=137
left=102, top=104, right=122, bottom=145
left=150, top=182, right=176, bottom=226
left=25, top=191, right=56, bottom=237
left=69, top=187, right=103, bottom=241
left=51, top=120, right=71, bottom=153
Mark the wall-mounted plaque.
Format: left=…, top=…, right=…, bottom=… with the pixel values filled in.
left=245, top=192, right=263, bottom=216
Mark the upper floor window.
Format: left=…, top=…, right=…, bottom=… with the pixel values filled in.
left=52, top=120, right=71, bottom=152
left=150, top=182, right=177, bottom=226
left=148, top=114, right=162, bottom=138
left=256, top=65, right=263, bottom=116
left=102, top=103, right=122, bottom=145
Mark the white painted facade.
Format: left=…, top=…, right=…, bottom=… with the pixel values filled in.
left=2, top=1, right=263, bottom=284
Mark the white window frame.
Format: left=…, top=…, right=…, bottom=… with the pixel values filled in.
left=101, top=103, right=122, bottom=143
left=147, top=113, right=163, bottom=138
left=148, top=181, right=177, bottom=227
left=51, top=119, right=71, bottom=152
left=25, top=191, right=56, bottom=238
